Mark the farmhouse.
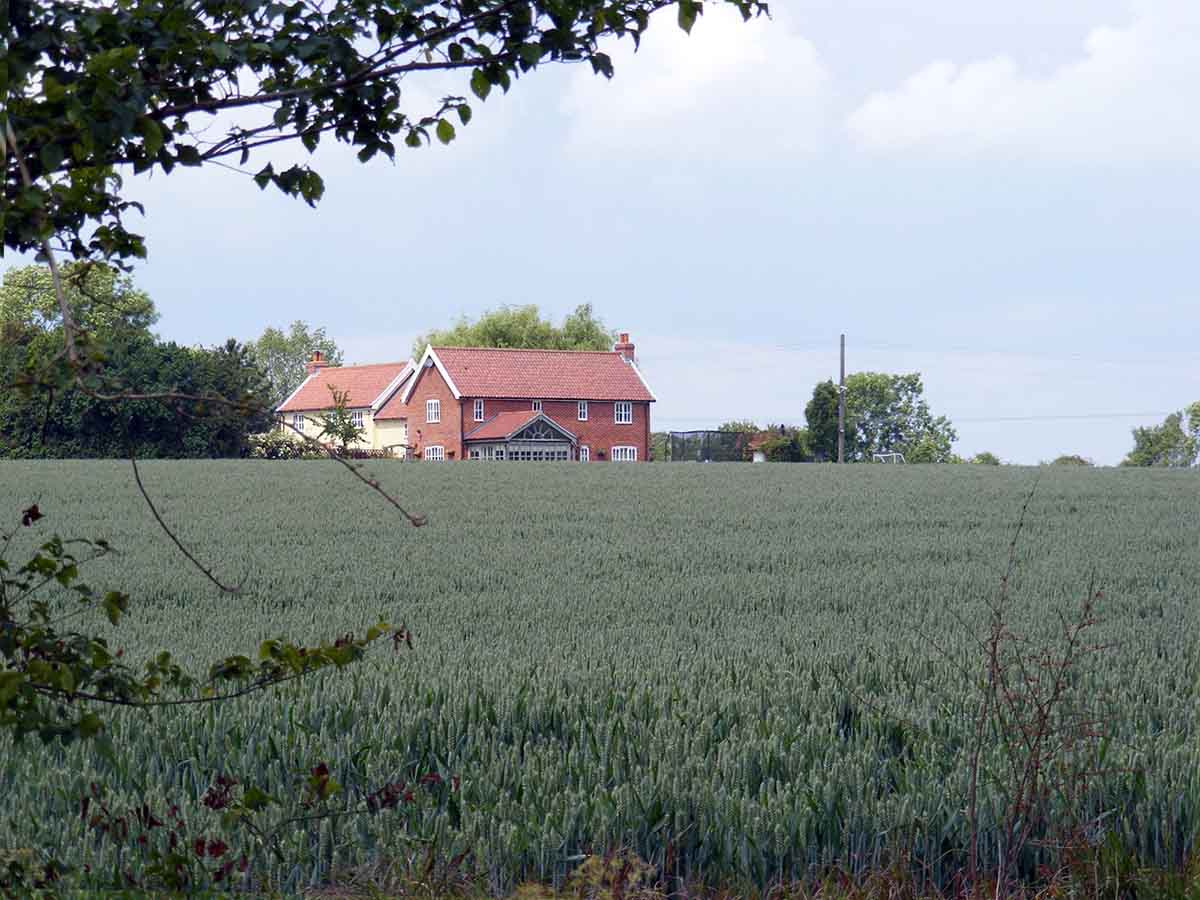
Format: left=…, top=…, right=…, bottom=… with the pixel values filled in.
left=275, top=334, right=655, bottom=461
left=275, top=352, right=416, bottom=455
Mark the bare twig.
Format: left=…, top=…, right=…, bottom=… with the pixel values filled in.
left=128, top=448, right=244, bottom=594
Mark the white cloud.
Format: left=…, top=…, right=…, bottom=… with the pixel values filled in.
left=846, top=1, right=1200, bottom=159
left=561, top=6, right=831, bottom=162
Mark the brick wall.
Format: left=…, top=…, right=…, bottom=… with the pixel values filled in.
left=464, top=397, right=650, bottom=462
left=406, top=365, right=463, bottom=460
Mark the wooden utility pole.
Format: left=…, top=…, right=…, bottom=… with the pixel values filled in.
left=837, top=334, right=845, bottom=464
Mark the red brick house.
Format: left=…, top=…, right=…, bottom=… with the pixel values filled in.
left=381, top=333, right=655, bottom=462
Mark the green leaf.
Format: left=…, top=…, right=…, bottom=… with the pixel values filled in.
left=678, top=0, right=700, bottom=33
left=176, top=145, right=201, bottom=166
left=78, top=712, right=103, bottom=739
left=43, top=75, right=66, bottom=104
left=253, top=163, right=274, bottom=190
left=435, top=119, right=456, bottom=145
left=101, top=591, right=127, bottom=625
left=241, top=785, right=276, bottom=811
left=518, top=42, right=542, bottom=67
left=457, top=105, right=472, bottom=126
left=39, top=143, right=65, bottom=173
left=138, top=117, right=165, bottom=158
left=470, top=69, right=491, bottom=101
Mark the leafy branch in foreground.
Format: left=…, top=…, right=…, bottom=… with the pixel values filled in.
left=0, top=505, right=410, bottom=752
left=6, top=0, right=768, bottom=265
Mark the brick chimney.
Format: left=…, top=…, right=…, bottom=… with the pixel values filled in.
left=613, top=332, right=636, bottom=363
left=305, top=350, right=328, bottom=375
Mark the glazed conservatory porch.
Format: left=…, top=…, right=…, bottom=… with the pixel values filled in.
left=464, top=411, right=578, bottom=461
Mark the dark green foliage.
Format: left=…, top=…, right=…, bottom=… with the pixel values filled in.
left=5, top=0, right=767, bottom=264
left=717, top=420, right=760, bottom=433
left=0, top=331, right=274, bottom=458
left=805, top=380, right=842, bottom=461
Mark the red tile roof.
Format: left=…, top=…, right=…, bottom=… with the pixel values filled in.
left=374, top=385, right=408, bottom=421
left=463, top=411, right=577, bottom=442
left=276, top=362, right=411, bottom=412
left=433, top=346, right=655, bottom=402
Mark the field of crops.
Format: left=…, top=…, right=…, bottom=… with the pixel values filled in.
left=0, top=460, right=1197, bottom=894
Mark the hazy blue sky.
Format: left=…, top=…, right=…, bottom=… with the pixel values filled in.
left=6, top=0, right=1198, bottom=463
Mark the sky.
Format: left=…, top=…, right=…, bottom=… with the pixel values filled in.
left=6, top=0, right=1199, bottom=464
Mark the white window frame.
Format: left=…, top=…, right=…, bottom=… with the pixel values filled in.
left=611, top=446, right=638, bottom=462
left=468, top=447, right=481, bottom=460
left=291, top=413, right=305, bottom=432
left=494, top=448, right=505, bottom=461
left=425, top=445, right=445, bottom=462
left=532, top=399, right=543, bottom=413
left=426, top=399, right=441, bottom=423
left=614, top=401, right=633, bottom=425
left=473, top=398, right=484, bottom=422
left=350, top=409, right=364, bottom=428
left=579, top=446, right=590, bottom=462
left=577, top=401, right=588, bottom=421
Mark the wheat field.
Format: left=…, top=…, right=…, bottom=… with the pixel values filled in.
left=0, top=461, right=1196, bottom=894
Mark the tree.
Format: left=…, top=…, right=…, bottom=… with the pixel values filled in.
left=316, top=387, right=365, bottom=453
left=807, top=372, right=957, bottom=462
left=413, top=303, right=615, bottom=357
left=1, top=332, right=274, bottom=458
left=804, top=380, right=843, bottom=461
left=250, top=321, right=344, bottom=407
left=1050, top=455, right=1094, bottom=467
left=1121, top=405, right=1199, bottom=468
left=1, top=263, right=157, bottom=337
left=718, top=420, right=759, bottom=433
left=971, top=452, right=1002, bottom=466
left=6, top=0, right=767, bottom=266
left=757, top=425, right=810, bottom=462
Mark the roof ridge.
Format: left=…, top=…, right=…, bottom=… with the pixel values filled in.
left=433, top=345, right=618, bottom=355
left=319, top=360, right=411, bottom=370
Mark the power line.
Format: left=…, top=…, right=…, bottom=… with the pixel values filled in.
left=953, top=411, right=1173, bottom=424
left=655, top=411, right=1173, bottom=426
